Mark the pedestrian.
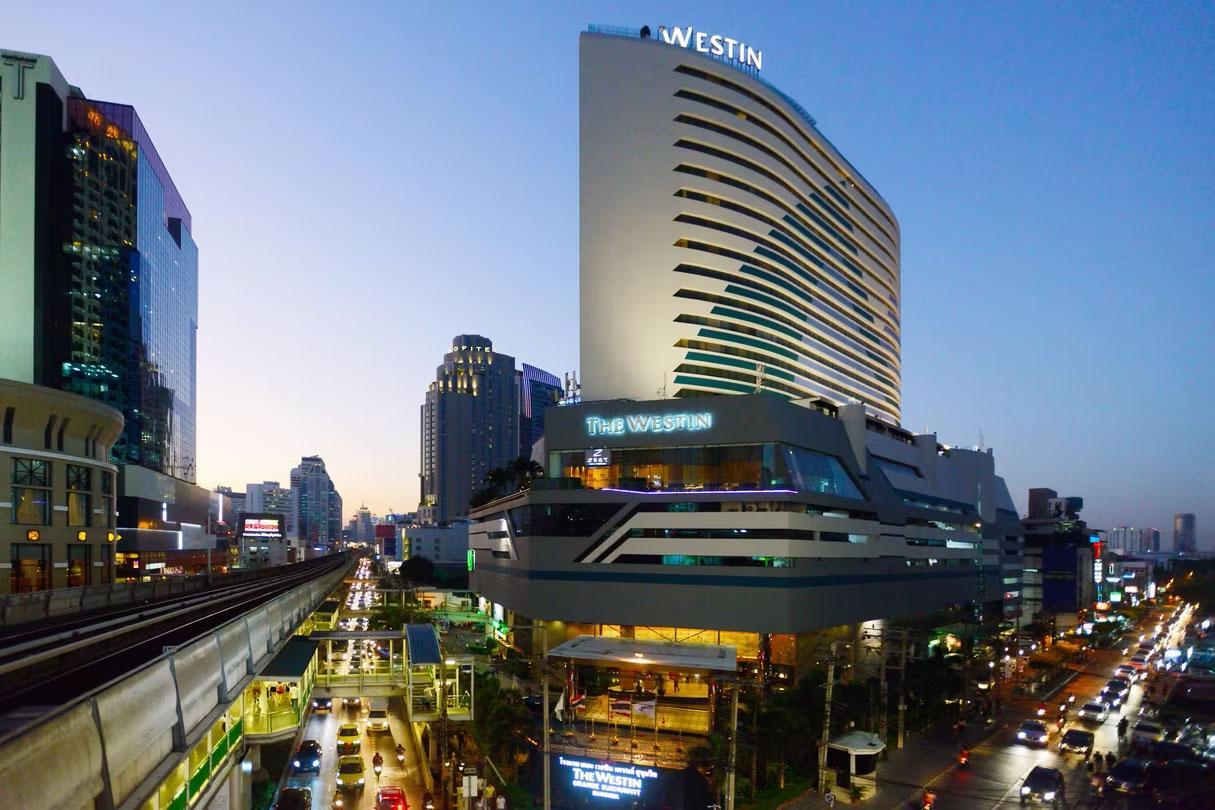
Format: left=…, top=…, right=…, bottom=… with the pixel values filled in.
left=1086, top=756, right=1095, bottom=775
left=1117, top=716, right=1128, bottom=738
left=1105, top=751, right=1116, bottom=771
left=1093, top=752, right=1103, bottom=773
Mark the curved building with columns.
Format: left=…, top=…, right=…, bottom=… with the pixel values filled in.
left=580, top=26, right=901, bottom=423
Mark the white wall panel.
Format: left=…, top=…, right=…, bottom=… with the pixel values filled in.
left=173, top=636, right=222, bottom=734
left=96, top=659, right=176, bottom=804
left=0, top=702, right=103, bottom=810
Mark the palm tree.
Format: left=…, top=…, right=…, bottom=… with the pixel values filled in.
left=508, top=457, right=545, bottom=490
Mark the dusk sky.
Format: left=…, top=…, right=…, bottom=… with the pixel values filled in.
left=8, top=1, right=1212, bottom=544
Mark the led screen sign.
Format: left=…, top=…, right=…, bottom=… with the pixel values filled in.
left=656, top=26, right=762, bottom=71
left=239, top=514, right=284, bottom=541
left=558, top=756, right=659, bottom=801
left=585, top=448, right=611, bottom=468
left=585, top=413, right=712, bottom=437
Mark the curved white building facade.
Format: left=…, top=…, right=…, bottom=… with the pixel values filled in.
left=580, top=28, right=902, bottom=423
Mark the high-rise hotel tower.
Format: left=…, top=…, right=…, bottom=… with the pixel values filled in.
left=580, top=27, right=901, bottom=423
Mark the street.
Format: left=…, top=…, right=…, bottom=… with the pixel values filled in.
left=874, top=607, right=1195, bottom=809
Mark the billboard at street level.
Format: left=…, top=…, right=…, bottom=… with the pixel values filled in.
left=238, top=514, right=285, bottom=541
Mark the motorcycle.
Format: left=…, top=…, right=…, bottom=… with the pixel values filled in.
left=920, top=788, right=937, bottom=809
left=423, top=792, right=436, bottom=810
left=373, top=753, right=384, bottom=778
left=1056, top=714, right=1066, bottom=731
left=1036, top=702, right=1047, bottom=717
left=958, top=749, right=970, bottom=767
left=396, top=745, right=406, bottom=765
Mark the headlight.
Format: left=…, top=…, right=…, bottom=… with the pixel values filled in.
left=358, top=778, right=365, bottom=784
left=1018, top=731, right=1027, bottom=739
left=313, top=759, right=320, bottom=767
left=1044, top=791, right=1056, bottom=801
left=293, top=760, right=300, bottom=767
left=1021, top=787, right=1030, bottom=794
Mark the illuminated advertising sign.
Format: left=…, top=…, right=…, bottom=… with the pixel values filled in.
left=585, top=448, right=611, bottom=468
left=585, top=412, right=712, bottom=437
left=656, top=26, right=763, bottom=71
left=558, top=756, right=659, bottom=801
left=238, top=514, right=284, bottom=541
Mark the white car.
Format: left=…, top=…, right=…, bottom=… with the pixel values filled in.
left=1018, top=719, right=1051, bottom=746
left=1114, top=664, right=1140, bottom=682
left=1130, top=721, right=1164, bottom=745
left=1077, top=702, right=1110, bottom=723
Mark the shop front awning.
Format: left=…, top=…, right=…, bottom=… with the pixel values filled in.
left=548, top=635, right=737, bottom=675
left=260, top=636, right=319, bottom=680
left=406, top=624, right=442, bottom=666
left=308, top=630, right=405, bottom=640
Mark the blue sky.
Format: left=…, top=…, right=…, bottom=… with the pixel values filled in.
left=7, top=1, right=1212, bottom=544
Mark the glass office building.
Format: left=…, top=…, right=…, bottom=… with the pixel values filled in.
left=60, top=98, right=199, bottom=481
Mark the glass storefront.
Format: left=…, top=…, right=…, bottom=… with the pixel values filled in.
left=68, top=544, right=90, bottom=587
left=552, top=442, right=862, bottom=498
left=10, top=543, right=50, bottom=593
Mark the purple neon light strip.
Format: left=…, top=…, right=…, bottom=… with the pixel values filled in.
left=600, top=488, right=799, bottom=496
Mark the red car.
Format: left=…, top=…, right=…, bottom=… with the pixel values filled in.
left=376, top=786, right=408, bottom=810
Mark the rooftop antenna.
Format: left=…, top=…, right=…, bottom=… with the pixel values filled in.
left=978, top=429, right=985, bottom=451
left=657, top=374, right=668, bottom=400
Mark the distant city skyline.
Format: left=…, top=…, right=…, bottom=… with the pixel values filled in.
left=5, top=2, right=1210, bottom=546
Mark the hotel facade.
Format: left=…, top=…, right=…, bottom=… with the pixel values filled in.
left=469, top=26, right=1023, bottom=672
left=580, top=27, right=902, bottom=423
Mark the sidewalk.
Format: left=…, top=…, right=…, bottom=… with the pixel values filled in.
left=781, top=719, right=1001, bottom=810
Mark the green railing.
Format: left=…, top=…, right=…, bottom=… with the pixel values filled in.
left=244, top=707, right=301, bottom=736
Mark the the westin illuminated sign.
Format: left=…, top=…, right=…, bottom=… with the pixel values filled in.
left=558, top=756, right=659, bottom=801
left=585, top=412, right=712, bottom=437
left=657, top=26, right=762, bottom=71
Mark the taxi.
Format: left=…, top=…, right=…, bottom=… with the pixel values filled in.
left=337, top=723, right=362, bottom=755
left=336, top=755, right=366, bottom=790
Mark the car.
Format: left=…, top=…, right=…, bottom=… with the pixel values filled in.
left=293, top=739, right=323, bottom=772
left=275, top=787, right=312, bottom=810
left=1019, top=765, right=1065, bottom=806
left=1101, top=681, right=1130, bottom=707
left=1077, top=701, right=1109, bottom=723
left=1017, top=719, right=1051, bottom=746
left=1115, top=664, right=1140, bottom=681
left=313, top=696, right=334, bottom=711
left=367, top=708, right=390, bottom=732
left=1130, top=655, right=1150, bottom=670
left=1131, top=721, right=1165, bottom=746
left=1059, top=729, right=1095, bottom=758
left=336, top=754, right=366, bottom=790
left=344, top=696, right=362, bottom=707
left=1106, top=759, right=1151, bottom=794
left=376, top=786, right=408, bottom=810
left=337, top=723, right=362, bottom=754
left=1145, top=741, right=1203, bottom=765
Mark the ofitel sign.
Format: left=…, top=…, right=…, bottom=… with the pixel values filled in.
left=239, top=514, right=284, bottom=541
left=656, top=26, right=762, bottom=71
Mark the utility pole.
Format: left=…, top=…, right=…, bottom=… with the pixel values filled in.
left=818, top=641, right=838, bottom=795
left=896, top=629, right=910, bottom=749
left=541, top=625, right=551, bottom=810
left=878, top=632, right=888, bottom=745
left=725, top=682, right=740, bottom=810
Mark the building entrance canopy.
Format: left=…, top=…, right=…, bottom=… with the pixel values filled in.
left=549, top=634, right=736, bottom=675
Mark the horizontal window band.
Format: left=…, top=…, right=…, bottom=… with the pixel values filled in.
left=674, top=238, right=899, bottom=360
left=673, top=66, right=898, bottom=244
left=672, top=141, right=898, bottom=298
left=686, top=320, right=900, bottom=409
left=683, top=350, right=795, bottom=381
left=475, top=560, right=977, bottom=588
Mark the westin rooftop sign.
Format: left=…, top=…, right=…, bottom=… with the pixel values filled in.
left=657, top=26, right=763, bottom=71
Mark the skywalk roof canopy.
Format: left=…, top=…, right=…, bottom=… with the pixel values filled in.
left=548, top=635, right=736, bottom=675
